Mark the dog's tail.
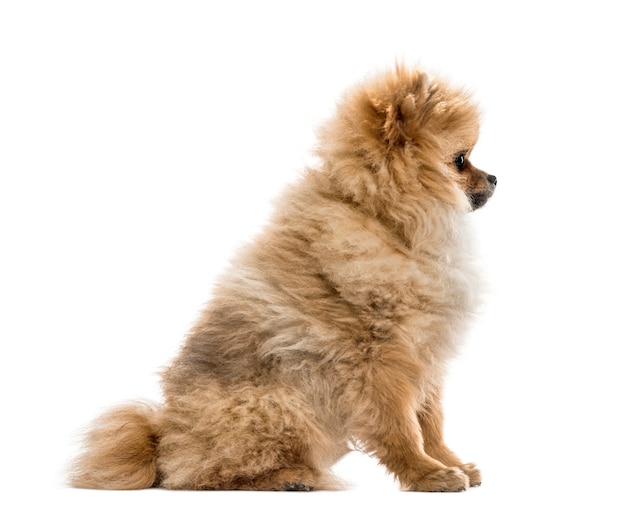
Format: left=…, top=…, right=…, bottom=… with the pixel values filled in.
left=70, top=402, right=161, bottom=489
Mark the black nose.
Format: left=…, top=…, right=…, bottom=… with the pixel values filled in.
left=487, top=175, right=497, bottom=186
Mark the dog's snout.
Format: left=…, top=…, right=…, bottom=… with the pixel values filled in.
left=487, top=174, right=497, bottom=186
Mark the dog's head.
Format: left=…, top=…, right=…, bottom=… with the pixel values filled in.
left=319, top=65, right=496, bottom=214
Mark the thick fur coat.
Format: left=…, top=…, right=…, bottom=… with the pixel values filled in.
left=71, top=65, right=496, bottom=492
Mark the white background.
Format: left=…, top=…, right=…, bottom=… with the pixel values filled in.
left=1, top=1, right=625, bottom=513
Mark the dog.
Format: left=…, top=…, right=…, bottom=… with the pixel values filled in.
left=70, top=64, right=496, bottom=492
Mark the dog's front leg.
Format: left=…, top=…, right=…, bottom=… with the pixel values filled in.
left=353, top=370, right=469, bottom=492
left=417, top=391, right=481, bottom=487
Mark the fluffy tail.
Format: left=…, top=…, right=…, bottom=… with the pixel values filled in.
left=70, top=402, right=161, bottom=489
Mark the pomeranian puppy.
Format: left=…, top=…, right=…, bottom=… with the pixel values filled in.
left=70, top=65, right=496, bottom=492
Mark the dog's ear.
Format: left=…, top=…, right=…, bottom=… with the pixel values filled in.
left=381, top=68, right=432, bottom=147
left=382, top=93, right=416, bottom=147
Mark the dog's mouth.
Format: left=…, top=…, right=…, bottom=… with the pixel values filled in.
left=469, top=175, right=497, bottom=211
left=468, top=190, right=493, bottom=210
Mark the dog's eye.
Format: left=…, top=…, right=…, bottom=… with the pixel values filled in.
left=453, top=152, right=466, bottom=171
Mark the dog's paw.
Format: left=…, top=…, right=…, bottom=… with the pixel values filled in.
left=283, top=482, right=314, bottom=491
left=410, top=467, right=470, bottom=492
left=459, top=462, right=481, bottom=487
left=260, top=467, right=318, bottom=491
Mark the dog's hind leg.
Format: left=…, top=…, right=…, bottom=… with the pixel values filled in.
left=157, top=383, right=341, bottom=490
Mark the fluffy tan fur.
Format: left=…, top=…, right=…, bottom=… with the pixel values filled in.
left=70, top=65, right=496, bottom=492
